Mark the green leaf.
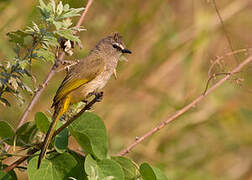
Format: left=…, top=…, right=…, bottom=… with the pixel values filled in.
left=0, top=171, right=12, bottom=180
left=7, top=30, right=29, bottom=46
left=140, top=163, right=168, bottom=180
left=98, top=159, right=125, bottom=180
left=112, top=156, right=137, bottom=180
left=50, top=0, right=56, bottom=13
left=55, top=29, right=80, bottom=43
left=53, top=21, right=63, bottom=30
left=62, top=19, right=72, bottom=28
left=0, top=121, right=14, bottom=145
left=54, top=127, right=68, bottom=153
left=84, top=154, right=99, bottom=176
left=68, top=150, right=86, bottom=180
left=43, top=34, right=59, bottom=48
left=69, top=112, right=108, bottom=160
left=16, top=121, right=38, bottom=147
left=152, top=167, right=168, bottom=180
left=35, top=48, right=55, bottom=62
left=56, top=1, right=63, bottom=15
left=27, top=153, right=78, bottom=180
left=59, top=8, right=84, bottom=19
left=38, top=0, right=47, bottom=9
left=84, top=155, right=124, bottom=180
left=63, top=4, right=69, bottom=12
left=0, top=163, right=17, bottom=180
left=35, top=112, right=50, bottom=133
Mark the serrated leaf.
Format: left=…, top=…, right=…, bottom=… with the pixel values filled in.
left=55, top=29, right=80, bottom=43
left=43, top=35, right=59, bottom=47
left=54, top=127, right=68, bottom=153
left=62, top=18, right=72, bottom=28
left=53, top=21, right=62, bottom=30
left=58, top=8, right=84, bottom=19
left=27, top=153, right=78, bottom=180
left=69, top=112, right=108, bottom=160
left=63, top=4, right=70, bottom=12
left=39, top=0, right=47, bottom=9
left=36, top=49, right=55, bottom=62
left=35, top=112, right=50, bottom=133
left=0, top=121, right=14, bottom=145
left=140, top=163, right=168, bottom=180
left=112, top=156, right=138, bottom=180
left=50, top=0, right=56, bottom=13
left=32, top=22, right=40, bottom=33
left=56, top=1, right=63, bottom=15
left=7, top=30, right=29, bottom=46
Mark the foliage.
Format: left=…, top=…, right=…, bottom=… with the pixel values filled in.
left=1, top=111, right=168, bottom=179
left=0, top=0, right=84, bottom=106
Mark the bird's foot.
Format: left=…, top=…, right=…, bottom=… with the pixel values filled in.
left=82, top=100, right=88, bottom=104
left=95, top=92, right=104, bottom=102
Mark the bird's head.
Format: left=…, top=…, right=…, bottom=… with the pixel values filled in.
left=95, top=33, right=131, bottom=58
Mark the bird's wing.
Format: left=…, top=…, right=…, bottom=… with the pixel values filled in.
left=52, top=57, right=105, bottom=106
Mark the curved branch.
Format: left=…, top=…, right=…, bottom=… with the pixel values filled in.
left=117, top=55, right=252, bottom=156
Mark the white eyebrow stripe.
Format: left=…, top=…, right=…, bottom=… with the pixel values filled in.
left=114, top=42, right=125, bottom=50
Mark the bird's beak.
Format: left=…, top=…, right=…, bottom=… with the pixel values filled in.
left=122, top=48, right=132, bottom=54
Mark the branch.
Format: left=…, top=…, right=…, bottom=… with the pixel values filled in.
left=15, top=0, right=94, bottom=131
left=117, top=55, right=252, bottom=156
left=212, top=0, right=237, bottom=63
left=4, top=93, right=102, bottom=173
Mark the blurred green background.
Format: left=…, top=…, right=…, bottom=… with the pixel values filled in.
left=1, top=0, right=252, bottom=179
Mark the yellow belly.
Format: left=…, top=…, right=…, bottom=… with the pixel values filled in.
left=69, top=69, right=113, bottom=104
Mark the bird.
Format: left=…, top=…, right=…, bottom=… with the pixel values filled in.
left=37, top=33, right=131, bottom=169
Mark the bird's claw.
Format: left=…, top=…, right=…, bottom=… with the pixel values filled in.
left=95, top=92, right=104, bottom=102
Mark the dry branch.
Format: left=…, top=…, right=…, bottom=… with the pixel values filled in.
left=117, top=55, right=252, bottom=156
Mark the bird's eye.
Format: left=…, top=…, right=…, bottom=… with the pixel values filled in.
left=112, top=43, right=122, bottom=51
left=113, top=44, right=119, bottom=49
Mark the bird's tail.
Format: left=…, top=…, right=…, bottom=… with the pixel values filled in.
left=37, top=96, right=70, bottom=169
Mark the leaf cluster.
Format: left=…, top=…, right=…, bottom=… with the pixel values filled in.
left=0, top=0, right=84, bottom=106
left=0, top=112, right=168, bottom=180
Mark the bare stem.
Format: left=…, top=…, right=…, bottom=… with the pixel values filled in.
left=117, top=55, right=252, bottom=156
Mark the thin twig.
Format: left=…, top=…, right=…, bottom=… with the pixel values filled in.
left=53, top=94, right=102, bottom=136
left=203, top=72, right=231, bottom=95
left=3, top=148, right=38, bottom=173
left=208, top=48, right=250, bottom=77
left=15, top=0, right=94, bottom=132
left=212, top=0, right=238, bottom=64
left=117, top=55, right=252, bottom=156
